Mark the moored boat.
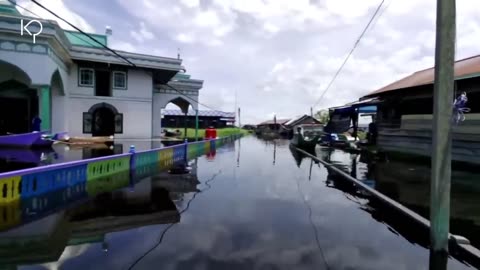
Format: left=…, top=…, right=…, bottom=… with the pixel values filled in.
left=290, top=124, right=323, bottom=150
left=290, top=129, right=321, bottom=150
left=0, top=132, right=54, bottom=148
left=59, top=136, right=114, bottom=146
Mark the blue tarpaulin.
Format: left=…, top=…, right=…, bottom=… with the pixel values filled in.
left=358, top=106, right=377, bottom=113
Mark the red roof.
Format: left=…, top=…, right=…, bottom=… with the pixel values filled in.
left=364, top=54, right=480, bottom=97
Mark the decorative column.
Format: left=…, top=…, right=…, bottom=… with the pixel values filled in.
left=39, top=86, right=51, bottom=131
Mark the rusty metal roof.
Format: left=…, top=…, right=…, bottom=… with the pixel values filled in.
left=364, top=55, right=480, bottom=97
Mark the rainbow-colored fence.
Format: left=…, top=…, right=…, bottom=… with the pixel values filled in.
left=0, top=134, right=243, bottom=207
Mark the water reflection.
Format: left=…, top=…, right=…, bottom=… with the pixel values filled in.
left=0, top=137, right=475, bottom=270
left=317, top=146, right=479, bottom=269
left=0, top=157, right=202, bottom=269
left=0, top=148, right=58, bottom=172
left=317, top=146, right=480, bottom=251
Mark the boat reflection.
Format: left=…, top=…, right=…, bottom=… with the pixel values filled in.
left=0, top=148, right=58, bottom=172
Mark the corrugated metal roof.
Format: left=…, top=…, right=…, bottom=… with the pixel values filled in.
left=162, top=110, right=235, bottom=118
left=258, top=119, right=290, bottom=125
left=364, top=55, right=480, bottom=97
left=284, top=115, right=304, bottom=126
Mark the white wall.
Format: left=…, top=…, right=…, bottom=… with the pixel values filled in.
left=68, top=65, right=153, bottom=99
left=1, top=51, right=58, bottom=85
left=68, top=96, right=153, bottom=139
left=51, top=92, right=66, bottom=133
left=113, top=69, right=153, bottom=99
left=68, top=65, right=94, bottom=96
left=66, top=65, right=155, bottom=138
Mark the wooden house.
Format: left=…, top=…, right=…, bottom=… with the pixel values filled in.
left=361, top=55, right=480, bottom=164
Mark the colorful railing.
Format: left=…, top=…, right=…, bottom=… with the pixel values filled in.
left=0, top=134, right=242, bottom=231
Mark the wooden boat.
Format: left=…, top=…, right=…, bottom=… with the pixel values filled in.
left=163, top=129, right=181, bottom=137
left=59, top=136, right=114, bottom=146
left=0, top=132, right=54, bottom=148
left=290, top=133, right=321, bottom=150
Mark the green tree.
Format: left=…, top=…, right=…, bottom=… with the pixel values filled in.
left=314, top=109, right=329, bottom=123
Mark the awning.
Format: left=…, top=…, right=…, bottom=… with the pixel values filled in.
left=358, top=105, right=377, bottom=113
left=329, top=97, right=382, bottom=111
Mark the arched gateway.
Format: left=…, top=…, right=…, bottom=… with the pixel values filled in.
left=83, top=103, right=123, bottom=136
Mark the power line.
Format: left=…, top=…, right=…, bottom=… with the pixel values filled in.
left=312, top=0, right=386, bottom=109
left=13, top=0, right=225, bottom=113
left=367, top=0, right=392, bottom=34
left=294, top=173, right=331, bottom=270
left=28, top=0, right=136, bottom=67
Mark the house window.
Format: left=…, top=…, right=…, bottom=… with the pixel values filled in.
left=79, top=68, right=94, bottom=87
left=112, top=71, right=127, bottom=89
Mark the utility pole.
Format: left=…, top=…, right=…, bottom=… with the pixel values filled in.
left=234, top=90, right=238, bottom=127
left=238, top=107, right=241, bottom=128
left=310, top=107, right=313, bottom=118
left=430, top=0, right=456, bottom=253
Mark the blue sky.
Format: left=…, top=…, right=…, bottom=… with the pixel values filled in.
left=18, top=0, right=480, bottom=124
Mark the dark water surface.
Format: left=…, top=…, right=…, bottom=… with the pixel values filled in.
left=0, top=136, right=475, bottom=269
left=318, top=146, right=480, bottom=251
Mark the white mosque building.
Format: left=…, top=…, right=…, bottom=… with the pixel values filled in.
left=0, top=0, right=203, bottom=138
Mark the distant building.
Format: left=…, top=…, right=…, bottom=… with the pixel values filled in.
left=283, top=115, right=322, bottom=129
left=360, top=54, right=480, bottom=164
left=242, top=124, right=256, bottom=130
left=256, top=119, right=290, bottom=132
left=161, top=110, right=235, bottom=129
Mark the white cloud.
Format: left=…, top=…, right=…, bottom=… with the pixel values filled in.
left=26, top=0, right=480, bottom=124
left=18, top=0, right=94, bottom=33
left=130, top=22, right=155, bottom=43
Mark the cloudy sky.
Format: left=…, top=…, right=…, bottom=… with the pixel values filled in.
left=17, top=0, right=480, bottom=124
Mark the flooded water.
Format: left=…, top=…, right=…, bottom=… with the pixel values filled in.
left=318, top=146, right=480, bottom=251
left=0, top=136, right=476, bottom=269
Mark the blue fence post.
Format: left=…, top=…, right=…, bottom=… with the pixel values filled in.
left=184, top=138, right=188, bottom=164
left=129, top=145, right=136, bottom=187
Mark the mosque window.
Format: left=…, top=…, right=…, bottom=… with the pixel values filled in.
left=113, top=71, right=127, bottom=89
left=79, top=68, right=94, bottom=87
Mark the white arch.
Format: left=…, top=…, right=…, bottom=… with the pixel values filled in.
left=1, top=49, right=58, bottom=85
left=152, top=93, right=199, bottom=137
left=0, top=59, right=32, bottom=86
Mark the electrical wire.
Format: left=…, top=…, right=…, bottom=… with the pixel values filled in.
left=126, top=170, right=223, bottom=270
left=294, top=174, right=331, bottom=270
left=12, top=0, right=227, bottom=113
left=312, top=0, right=386, bottom=109
left=28, top=0, right=136, bottom=67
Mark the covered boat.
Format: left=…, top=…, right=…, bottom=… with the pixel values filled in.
left=290, top=126, right=321, bottom=150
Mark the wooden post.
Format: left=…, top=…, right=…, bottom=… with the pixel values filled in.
left=430, top=0, right=456, bottom=253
